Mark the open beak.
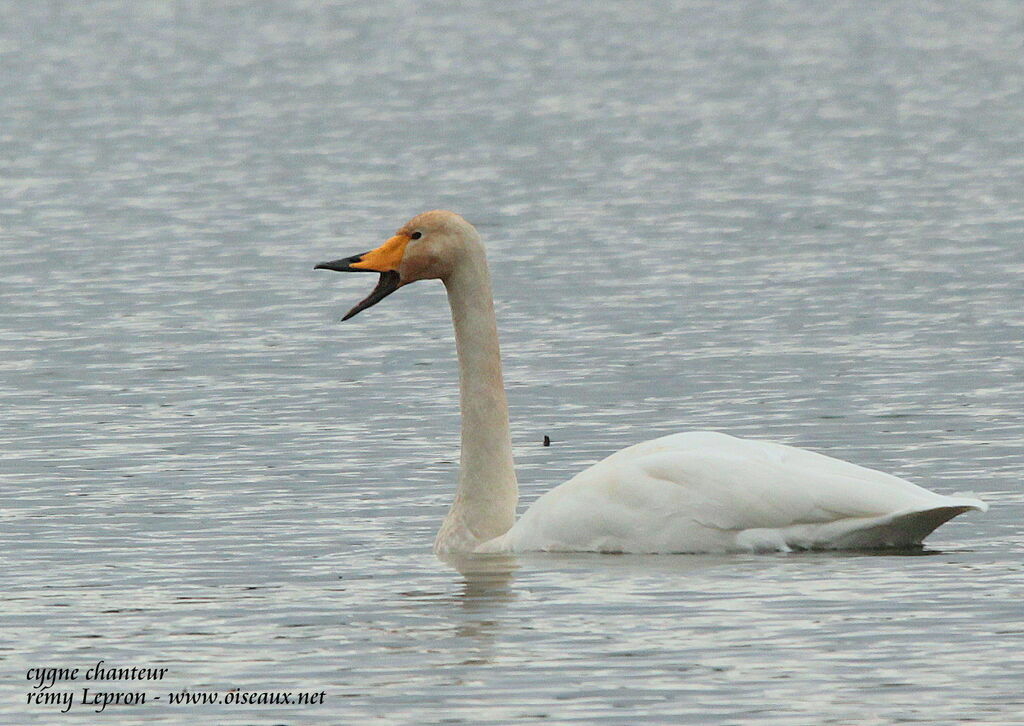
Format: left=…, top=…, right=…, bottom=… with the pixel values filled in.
left=314, top=234, right=410, bottom=320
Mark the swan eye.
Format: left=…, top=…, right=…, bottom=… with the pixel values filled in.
left=410, top=231, right=422, bottom=240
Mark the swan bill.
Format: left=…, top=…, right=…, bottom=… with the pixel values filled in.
left=313, top=253, right=379, bottom=273
left=315, top=233, right=413, bottom=319
left=314, top=255, right=403, bottom=320
left=316, top=234, right=410, bottom=274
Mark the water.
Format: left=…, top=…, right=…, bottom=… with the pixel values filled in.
left=2, top=1, right=1022, bottom=723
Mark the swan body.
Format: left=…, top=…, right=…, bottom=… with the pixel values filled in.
left=315, top=210, right=985, bottom=555
left=477, top=431, right=985, bottom=553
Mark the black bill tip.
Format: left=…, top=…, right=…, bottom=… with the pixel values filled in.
left=314, top=253, right=374, bottom=272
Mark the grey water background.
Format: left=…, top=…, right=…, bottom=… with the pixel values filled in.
left=2, top=1, right=1023, bottom=723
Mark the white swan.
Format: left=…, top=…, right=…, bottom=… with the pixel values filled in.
left=315, top=210, right=986, bottom=554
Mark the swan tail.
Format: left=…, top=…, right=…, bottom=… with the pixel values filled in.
left=728, top=498, right=989, bottom=553
left=795, top=498, right=987, bottom=551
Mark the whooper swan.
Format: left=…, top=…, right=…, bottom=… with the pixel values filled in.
left=315, top=210, right=985, bottom=554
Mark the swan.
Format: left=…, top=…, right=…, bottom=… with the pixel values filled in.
left=315, top=210, right=986, bottom=554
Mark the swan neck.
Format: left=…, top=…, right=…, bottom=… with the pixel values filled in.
left=435, top=246, right=518, bottom=552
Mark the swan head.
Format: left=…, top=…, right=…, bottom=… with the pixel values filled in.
left=314, top=210, right=480, bottom=320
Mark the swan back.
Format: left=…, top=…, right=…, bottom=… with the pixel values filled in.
left=483, top=432, right=985, bottom=553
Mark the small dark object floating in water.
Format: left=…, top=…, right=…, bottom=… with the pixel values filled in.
left=543, top=435, right=550, bottom=447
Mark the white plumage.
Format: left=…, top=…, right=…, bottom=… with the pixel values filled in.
left=316, top=210, right=986, bottom=555
left=480, top=431, right=986, bottom=553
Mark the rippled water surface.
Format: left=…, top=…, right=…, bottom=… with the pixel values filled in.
left=2, top=1, right=1023, bottom=724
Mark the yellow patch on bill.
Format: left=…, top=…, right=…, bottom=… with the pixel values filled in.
left=350, top=234, right=410, bottom=271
